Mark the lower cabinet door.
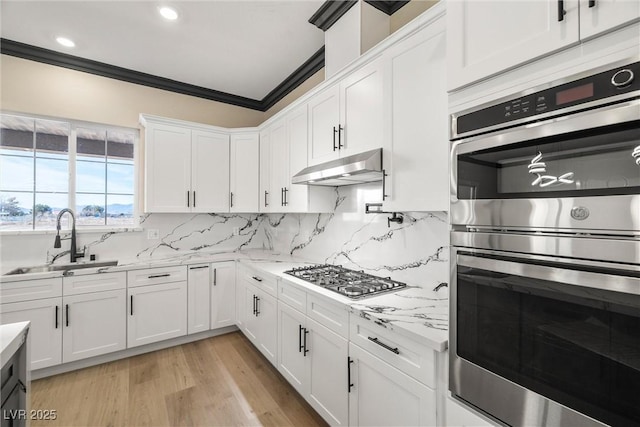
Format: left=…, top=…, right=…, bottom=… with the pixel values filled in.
left=187, top=264, right=211, bottom=334
left=243, top=285, right=259, bottom=343
left=62, top=290, right=126, bottom=363
left=348, top=342, right=436, bottom=427
left=256, top=290, right=277, bottom=366
left=0, top=298, right=62, bottom=370
left=210, top=261, right=236, bottom=329
left=277, top=301, right=308, bottom=395
left=127, top=282, right=187, bottom=348
left=307, top=318, right=349, bottom=426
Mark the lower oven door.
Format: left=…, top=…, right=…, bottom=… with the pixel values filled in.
left=450, top=250, right=640, bottom=427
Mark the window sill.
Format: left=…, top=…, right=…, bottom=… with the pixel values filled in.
left=0, top=227, right=144, bottom=236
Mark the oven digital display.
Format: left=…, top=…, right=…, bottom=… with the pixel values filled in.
left=556, top=83, right=594, bottom=105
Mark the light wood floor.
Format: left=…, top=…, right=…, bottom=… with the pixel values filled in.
left=30, top=331, right=328, bottom=427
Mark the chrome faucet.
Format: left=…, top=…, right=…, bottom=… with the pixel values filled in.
left=54, top=208, right=85, bottom=263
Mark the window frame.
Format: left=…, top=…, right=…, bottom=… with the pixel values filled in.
left=0, top=111, right=140, bottom=232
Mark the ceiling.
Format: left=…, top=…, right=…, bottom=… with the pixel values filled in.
left=0, top=1, right=325, bottom=101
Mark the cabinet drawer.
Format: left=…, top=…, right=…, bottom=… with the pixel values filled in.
left=63, top=272, right=126, bottom=295
left=127, top=266, right=187, bottom=288
left=239, top=264, right=277, bottom=297
left=0, top=278, right=62, bottom=304
left=307, top=294, right=348, bottom=338
left=350, top=314, right=436, bottom=388
left=278, top=279, right=306, bottom=313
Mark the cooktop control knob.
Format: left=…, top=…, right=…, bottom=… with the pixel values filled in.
left=611, top=69, right=634, bottom=88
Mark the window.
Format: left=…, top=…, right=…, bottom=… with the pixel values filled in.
left=0, top=113, right=137, bottom=231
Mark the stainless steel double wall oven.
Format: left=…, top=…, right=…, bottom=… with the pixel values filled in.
left=449, top=58, right=640, bottom=427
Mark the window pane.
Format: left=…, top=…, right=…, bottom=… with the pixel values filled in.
left=107, top=163, right=134, bottom=194
left=35, top=158, right=68, bottom=192
left=1, top=115, right=34, bottom=156
left=0, top=155, right=34, bottom=191
left=106, top=194, right=134, bottom=226
left=77, top=128, right=106, bottom=161
left=35, top=119, right=69, bottom=159
left=75, top=193, right=106, bottom=226
left=77, top=160, right=106, bottom=193
left=35, top=193, right=68, bottom=230
left=0, top=191, right=32, bottom=230
left=107, top=130, right=134, bottom=163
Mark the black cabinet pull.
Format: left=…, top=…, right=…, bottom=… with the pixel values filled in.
left=187, top=190, right=190, bottom=208
left=252, top=276, right=263, bottom=282
left=281, top=187, right=284, bottom=207
left=367, top=336, right=400, bottom=354
left=283, top=188, right=288, bottom=206
left=55, top=305, right=59, bottom=329
left=299, top=325, right=304, bottom=353
left=252, top=295, right=257, bottom=315
left=213, top=268, right=217, bottom=286
left=189, top=265, right=209, bottom=270
left=338, top=125, right=344, bottom=149
left=588, top=0, right=595, bottom=7
left=333, top=126, right=338, bottom=151
left=65, top=304, right=69, bottom=327
left=193, top=191, right=196, bottom=208
left=558, top=0, right=566, bottom=21
left=230, top=192, right=234, bottom=208
left=264, top=190, right=269, bottom=207
left=255, top=296, right=260, bottom=316
left=130, top=295, right=134, bottom=316
left=148, top=273, right=170, bottom=279
left=382, top=169, right=388, bottom=200
left=303, top=328, right=309, bottom=356
left=348, top=357, right=354, bottom=392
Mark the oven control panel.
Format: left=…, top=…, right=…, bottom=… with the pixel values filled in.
left=454, top=61, right=640, bottom=137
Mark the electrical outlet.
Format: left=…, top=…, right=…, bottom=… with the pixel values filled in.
left=233, top=227, right=240, bottom=236
left=147, top=229, right=160, bottom=240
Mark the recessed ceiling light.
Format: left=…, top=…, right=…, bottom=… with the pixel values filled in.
left=159, top=6, right=178, bottom=20
left=56, top=37, right=75, bottom=48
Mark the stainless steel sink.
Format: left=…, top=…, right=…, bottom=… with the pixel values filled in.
left=4, top=260, right=118, bottom=276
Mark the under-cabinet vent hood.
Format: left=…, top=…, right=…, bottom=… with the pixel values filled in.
left=292, top=148, right=382, bottom=186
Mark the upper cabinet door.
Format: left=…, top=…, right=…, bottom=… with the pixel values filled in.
left=286, top=105, right=310, bottom=213
left=579, top=0, right=640, bottom=40
left=339, top=58, right=385, bottom=156
left=308, top=85, right=341, bottom=166
left=230, top=133, right=259, bottom=213
left=145, top=123, right=191, bottom=212
left=269, top=120, right=289, bottom=212
left=259, top=129, right=271, bottom=213
left=191, top=130, right=230, bottom=213
left=447, top=0, right=580, bottom=91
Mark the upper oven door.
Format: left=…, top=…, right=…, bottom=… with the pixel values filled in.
left=451, top=99, right=640, bottom=235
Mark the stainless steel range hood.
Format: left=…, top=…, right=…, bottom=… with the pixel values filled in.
left=292, top=148, right=383, bottom=186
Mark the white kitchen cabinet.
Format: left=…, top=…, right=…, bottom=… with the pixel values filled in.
left=579, top=0, right=640, bottom=40
left=348, top=342, right=436, bottom=427
left=127, top=281, right=187, bottom=348
left=0, top=298, right=62, bottom=370
left=277, top=300, right=308, bottom=396
left=230, top=133, right=259, bottom=212
left=259, top=128, right=271, bottom=212
left=308, top=58, right=385, bottom=166
left=62, top=289, right=126, bottom=363
left=143, top=118, right=230, bottom=213
left=242, top=283, right=260, bottom=343
left=210, top=261, right=236, bottom=329
left=268, top=119, right=289, bottom=210
left=382, top=15, right=448, bottom=212
left=447, top=0, right=580, bottom=90
left=445, top=396, right=497, bottom=427
left=187, top=264, right=211, bottom=335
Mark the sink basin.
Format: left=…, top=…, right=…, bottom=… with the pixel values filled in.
left=4, top=260, right=118, bottom=276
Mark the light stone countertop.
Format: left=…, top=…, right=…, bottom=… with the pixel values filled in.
left=1, top=321, right=29, bottom=367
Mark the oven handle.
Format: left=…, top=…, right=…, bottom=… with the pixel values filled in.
left=458, top=253, right=640, bottom=297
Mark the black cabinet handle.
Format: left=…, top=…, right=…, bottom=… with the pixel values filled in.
left=299, top=325, right=304, bottom=353
left=255, top=296, right=260, bottom=316
left=213, top=268, right=217, bottom=286
left=338, top=125, right=344, bottom=149
left=367, top=336, right=400, bottom=354
left=55, top=305, right=59, bottom=329
left=193, top=191, right=196, bottom=208
left=588, top=0, right=595, bottom=7
left=148, top=273, right=170, bottom=279
left=303, top=328, right=309, bottom=356
left=558, top=0, right=566, bottom=21
left=264, top=190, right=269, bottom=207
left=230, top=192, right=234, bottom=208
left=281, top=187, right=284, bottom=207
left=283, top=188, right=288, bottom=206
left=130, top=295, right=134, bottom=316
left=252, top=276, right=263, bottom=282
left=348, top=357, right=354, bottom=392
left=65, top=304, right=69, bottom=327
left=189, top=265, right=209, bottom=270
left=333, top=126, right=338, bottom=151
left=187, top=190, right=190, bottom=208
left=252, top=295, right=257, bottom=315
left=382, top=169, right=388, bottom=200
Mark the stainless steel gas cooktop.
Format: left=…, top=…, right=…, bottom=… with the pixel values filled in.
left=284, top=264, right=406, bottom=299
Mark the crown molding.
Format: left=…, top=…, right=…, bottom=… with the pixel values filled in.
left=1, top=38, right=325, bottom=112
left=364, top=1, right=410, bottom=15
left=308, top=1, right=358, bottom=31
